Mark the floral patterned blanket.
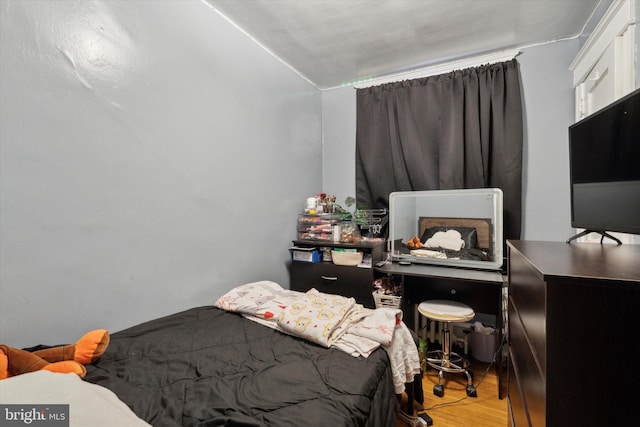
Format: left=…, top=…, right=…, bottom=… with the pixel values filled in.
left=214, top=281, right=420, bottom=393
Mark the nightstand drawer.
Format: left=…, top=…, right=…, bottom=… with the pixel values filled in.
left=290, top=262, right=375, bottom=307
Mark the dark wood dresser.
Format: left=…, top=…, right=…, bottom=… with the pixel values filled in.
left=507, top=240, right=640, bottom=427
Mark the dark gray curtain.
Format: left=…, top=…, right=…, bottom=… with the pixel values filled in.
left=355, top=59, right=523, bottom=240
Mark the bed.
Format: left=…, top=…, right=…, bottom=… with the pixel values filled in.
left=78, top=281, right=418, bottom=427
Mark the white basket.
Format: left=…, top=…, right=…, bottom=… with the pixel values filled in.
left=373, top=290, right=402, bottom=309
left=331, top=250, right=363, bottom=266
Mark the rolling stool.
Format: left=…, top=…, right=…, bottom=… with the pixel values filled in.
left=418, top=299, right=477, bottom=398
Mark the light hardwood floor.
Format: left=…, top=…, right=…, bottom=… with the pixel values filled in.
left=397, top=361, right=508, bottom=427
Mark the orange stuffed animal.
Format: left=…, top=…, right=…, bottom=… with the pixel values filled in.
left=0, top=329, right=109, bottom=380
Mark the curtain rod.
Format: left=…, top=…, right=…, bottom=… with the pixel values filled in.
left=353, top=49, right=520, bottom=89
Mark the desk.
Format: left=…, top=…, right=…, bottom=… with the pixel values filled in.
left=376, top=261, right=506, bottom=399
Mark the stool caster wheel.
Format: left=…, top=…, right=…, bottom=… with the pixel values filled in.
left=433, top=384, right=444, bottom=397
left=466, top=384, right=477, bottom=397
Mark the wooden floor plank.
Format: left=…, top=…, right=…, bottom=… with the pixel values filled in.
left=397, top=361, right=508, bottom=427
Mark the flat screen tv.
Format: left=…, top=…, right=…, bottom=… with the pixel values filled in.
left=567, top=87, right=640, bottom=243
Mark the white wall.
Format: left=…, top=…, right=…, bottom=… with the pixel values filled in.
left=322, top=88, right=357, bottom=209
left=0, top=0, right=322, bottom=348
left=518, top=40, right=579, bottom=241
left=321, top=40, right=580, bottom=242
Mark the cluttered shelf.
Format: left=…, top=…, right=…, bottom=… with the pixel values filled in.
left=289, top=194, right=390, bottom=309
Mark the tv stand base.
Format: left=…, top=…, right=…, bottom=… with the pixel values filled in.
left=566, top=230, right=622, bottom=245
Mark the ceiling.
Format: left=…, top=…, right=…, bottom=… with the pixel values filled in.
left=204, top=0, right=604, bottom=89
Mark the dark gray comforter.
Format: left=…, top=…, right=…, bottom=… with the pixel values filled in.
left=85, top=306, right=397, bottom=426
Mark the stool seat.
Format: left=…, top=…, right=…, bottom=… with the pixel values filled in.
left=418, top=300, right=475, bottom=322
left=417, top=299, right=477, bottom=398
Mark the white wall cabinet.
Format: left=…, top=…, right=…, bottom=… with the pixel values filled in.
left=571, top=0, right=636, bottom=120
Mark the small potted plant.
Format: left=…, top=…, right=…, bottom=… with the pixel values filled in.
left=335, top=197, right=387, bottom=240
left=334, top=197, right=365, bottom=242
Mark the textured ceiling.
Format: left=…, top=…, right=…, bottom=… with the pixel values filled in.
left=204, top=0, right=602, bottom=89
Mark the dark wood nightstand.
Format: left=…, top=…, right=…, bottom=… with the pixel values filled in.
left=288, top=239, right=385, bottom=308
